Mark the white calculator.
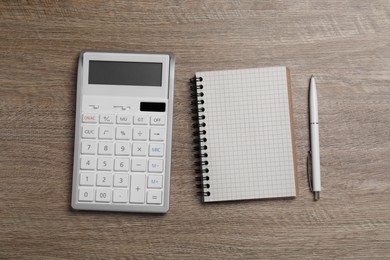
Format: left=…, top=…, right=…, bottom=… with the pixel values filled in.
left=71, top=51, right=175, bottom=213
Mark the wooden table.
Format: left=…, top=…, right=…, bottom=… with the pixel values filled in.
left=1, top=1, right=389, bottom=259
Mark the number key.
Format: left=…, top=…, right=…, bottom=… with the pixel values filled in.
left=96, top=189, right=111, bottom=202
left=96, top=173, right=112, bottom=187
left=114, top=158, right=130, bottom=172
left=98, top=142, right=113, bottom=155
left=115, top=142, right=130, bottom=155
left=78, top=188, right=94, bottom=202
left=81, top=141, right=97, bottom=154
left=97, top=157, right=113, bottom=171
left=114, top=174, right=129, bottom=187
left=80, top=172, right=94, bottom=186
left=80, top=157, right=95, bottom=170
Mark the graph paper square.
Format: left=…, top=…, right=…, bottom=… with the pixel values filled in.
left=196, top=66, right=297, bottom=202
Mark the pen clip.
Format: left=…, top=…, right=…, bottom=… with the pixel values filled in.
left=307, top=151, right=313, bottom=192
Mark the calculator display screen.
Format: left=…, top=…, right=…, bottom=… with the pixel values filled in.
left=88, top=61, right=162, bottom=86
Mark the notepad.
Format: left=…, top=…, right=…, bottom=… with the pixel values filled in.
left=192, top=66, right=298, bottom=202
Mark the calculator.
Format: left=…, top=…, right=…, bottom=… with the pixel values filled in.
left=71, top=51, right=175, bottom=213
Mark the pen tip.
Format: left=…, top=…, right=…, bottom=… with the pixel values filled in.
left=311, top=75, right=314, bottom=79
left=314, top=191, right=320, bottom=201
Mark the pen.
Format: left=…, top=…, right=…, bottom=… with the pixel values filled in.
left=309, top=76, right=321, bottom=201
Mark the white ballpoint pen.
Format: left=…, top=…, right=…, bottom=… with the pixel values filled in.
left=309, top=76, right=321, bottom=201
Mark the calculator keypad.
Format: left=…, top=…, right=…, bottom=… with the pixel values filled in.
left=78, top=113, right=166, bottom=205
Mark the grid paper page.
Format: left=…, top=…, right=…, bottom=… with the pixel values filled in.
left=196, top=66, right=297, bottom=202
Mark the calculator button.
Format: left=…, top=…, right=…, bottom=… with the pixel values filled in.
left=133, top=115, right=149, bottom=125
left=99, top=114, right=115, bottom=124
left=99, top=126, right=114, bottom=139
left=115, top=142, right=130, bottom=156
left=96, top=173, right=112, bottom=187
left=116, top=127, right=131, bottom=140
left=149, top=143, right=164, bottom=157
left=82, top=125, right=97, bottom=139
left=147, top=190, right=162, bottom=204
left=79, top=172, right=94, bottom=186
left=81, top=141, right=97, bottom=154
left=131, top=158, right=147, bottom=172
left=80, top=157, right=95, bottom=170
left=150, top=128, right=165, bottom=141
left=114, top=174, right=129, bottom=187
left=133, top=127, right=148, bottom=141
left=132, top=143, right=148, bottom=156
left=97, top=157, right=113, bottom=171
left=148, top=175, right=163, bottom=188
left=98, top=142, right=113, bottom=155
left=148, top=159, right=164, bottom=173
left=130, top=174, right=145, bottom=203
left=150, top=115, right=165, bottom=126
left=114, top=158, right=130, bottom=172
left=78, top=188, right=94, bottom=202
left=113, top=189, right=128, bottom=203
left=82, top=114, right=98, bottom=123
left=116, top=114, right=131, bottom=125
left=96, top=189, right=111, bottom=202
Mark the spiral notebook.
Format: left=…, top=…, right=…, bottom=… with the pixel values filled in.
left=191, top=66, right=298, bottom=202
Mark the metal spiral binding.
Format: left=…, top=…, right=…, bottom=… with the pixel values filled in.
left=190, top=76, right=210, bottom=199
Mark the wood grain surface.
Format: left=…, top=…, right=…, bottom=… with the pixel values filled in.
left=1, top=1, right=389, bottom=259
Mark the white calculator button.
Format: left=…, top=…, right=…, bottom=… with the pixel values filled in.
left=96, top=173, right=112, bottom=187
left=131, top=158, right=147, bottom=172
left=82, top=114, right=98, bottom=123
left=116, top=114, right=131, bottom=125
left=115, top=142, right=130, bottom=156
left=114, top=158, right=130, bottom=172
left=113, top=189, right=128, bottom=203
left=116, top=127, right=131, bottom=140
left=98, top=142, right=114, bottom=155
left=113, top=174, right=129, bottom=187
left=81, top=141, right=97, bottom=154
left=99, top=126, right=114, bottom=139
left=148, top=175, right=163, bottom=188
left=96, top=189, right=111, bottom=202
left=99, top=114, right=115, bottom=124
left=130, top=174, right=145, bottom=203
left=133, top=127, right=148, bottom=141
left=82, top=125, right=97, bottom=139
left=80, top=157, right=95, bottom=170
left=79, top=172, right=94, bottom=186
left=149, top=143, right=164, bottom=157
left=150, top=128, right=165, bottom=141
left=97, top=157, right=113, bottom=171
left=150, top=115, right=165, bottom=126
left=78, top=188, right=94, bottom=202
left=133, top=115, right=149, bottom=125
left=148, top=159, right=164, bottom=173
left=147, top=190, right=162, bottom=204
left=132, top=142, right=148, bottom=156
